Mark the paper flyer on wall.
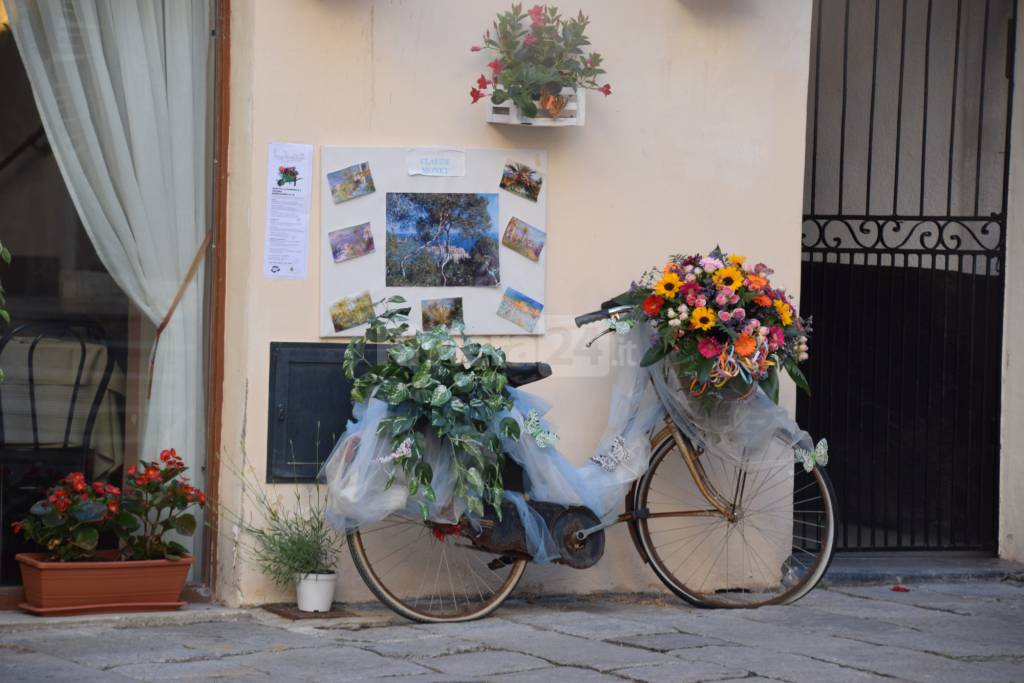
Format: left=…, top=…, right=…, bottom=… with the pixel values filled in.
left=263, top=142, right=313, bottom=279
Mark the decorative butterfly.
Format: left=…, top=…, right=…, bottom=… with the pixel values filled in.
left=797, top=438, right=829, bottom=473
left=524, top=409, right=559, bottom=449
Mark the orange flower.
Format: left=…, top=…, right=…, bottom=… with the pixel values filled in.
left=745, top=273, right=768, bottom=291
left=753, top=294, right=772, bottom=307
left=734, top=334, right=757, bottom=357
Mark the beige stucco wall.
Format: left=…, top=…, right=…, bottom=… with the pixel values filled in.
left=999, top=10, right=1024, bottom=565
left=215, top=0, right=815, bottom=606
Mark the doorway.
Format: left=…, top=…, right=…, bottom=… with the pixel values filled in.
left=798, top=0, right=1015, bottom=551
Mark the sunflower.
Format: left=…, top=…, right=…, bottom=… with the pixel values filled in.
left=712, top=266, right=743, bottom=290
left=654, top=272, right=682, bottom=299
left=729, top=254, right=747, bottom=265
left=773, top=299, right=794, bottom=326
left=690, top=306, right=716, bottom=330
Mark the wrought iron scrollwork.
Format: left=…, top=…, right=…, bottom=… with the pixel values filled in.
left=802, top=216, right=1003, bottom=255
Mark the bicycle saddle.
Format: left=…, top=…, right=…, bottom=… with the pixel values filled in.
left=505, top=362, right=552, bottom=387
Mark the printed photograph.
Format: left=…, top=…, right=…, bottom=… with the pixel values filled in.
left=385, top=192, right=500, bottom=287
left=329, top=291, right=374, bottom=332
left=421, top=297, right=464, bottom=331
left=496, top=287, right=543, bottom=333
left=328, top=222, right=376, bottom=263
left=327, top=161, right=375, bottom=204
left=499, top=160, right=544, bottom=202
left=501, top=217, right=546, bottom=262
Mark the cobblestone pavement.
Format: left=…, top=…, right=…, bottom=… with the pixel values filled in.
left=1, top=580, right=1023, bottom=682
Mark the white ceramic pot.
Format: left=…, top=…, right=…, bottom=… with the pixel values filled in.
left=295, top=572, right=336, bottom=613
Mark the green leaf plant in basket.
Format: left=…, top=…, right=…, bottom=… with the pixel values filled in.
left=343, top=296, right=519, bottom=521
left=469, top=3, right=611, bottom=117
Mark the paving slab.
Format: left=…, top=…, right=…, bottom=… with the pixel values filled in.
left=412, top=650, right=549, bottom=677
left=1, top=579, right=1022, bottom=682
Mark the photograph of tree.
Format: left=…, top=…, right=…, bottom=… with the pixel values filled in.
left=385, top=192, right=500, bottom=287
left=499, top=160, right=543, bottom=202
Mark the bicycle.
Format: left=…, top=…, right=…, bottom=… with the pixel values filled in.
left=345, top=302, right=837, bottom=622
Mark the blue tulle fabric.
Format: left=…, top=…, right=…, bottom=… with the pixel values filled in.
left=321, top=328, right=815, bottom=563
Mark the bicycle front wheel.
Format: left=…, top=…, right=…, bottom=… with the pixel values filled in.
left=635, top=433, right=836, bottom=608
left=348, top=513, right=527, bottom=623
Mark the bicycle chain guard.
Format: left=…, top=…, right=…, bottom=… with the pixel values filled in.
left=472, top=500, right=606, bottom=569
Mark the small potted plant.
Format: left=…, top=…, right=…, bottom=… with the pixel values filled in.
left=233, top=473, right=344, bottom=613
left=469, top=3, right=611, bottom=126
left=12, top=449, right=205, bottom=615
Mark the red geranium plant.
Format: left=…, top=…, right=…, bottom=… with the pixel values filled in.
left=11, top=448, right=206, bottom=562
left=470, top=3, right=610, bottom=118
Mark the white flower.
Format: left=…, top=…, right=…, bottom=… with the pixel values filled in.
left=798, top=352, right=809, bottom=361
left=666, top=308, right=677, bottom=318
left=677, top=304, right=689, bottom=317
left=668, top=318, right=682, bottom=327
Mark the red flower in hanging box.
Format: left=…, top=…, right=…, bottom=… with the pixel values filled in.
left=598, top=84, right=612, bottom=96
left=470, top=4, right=610, bottom=126
left=476, top=74, right=491, bottom=90
left=470, top=87, right=486, bottom=104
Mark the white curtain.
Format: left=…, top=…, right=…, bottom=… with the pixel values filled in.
left=7, top=0, right=212, bottom=541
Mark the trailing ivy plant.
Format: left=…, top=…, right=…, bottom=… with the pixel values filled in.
left=343, top=297, right=520, bottom=520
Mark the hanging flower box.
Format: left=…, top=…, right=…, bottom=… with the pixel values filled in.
left=486, top=87, right=586, bottom=127
left=469, top=4, right=610, bottom=128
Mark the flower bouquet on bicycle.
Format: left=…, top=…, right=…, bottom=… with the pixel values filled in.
left=323, top=251, right=835, bottom=623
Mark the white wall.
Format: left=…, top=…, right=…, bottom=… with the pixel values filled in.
left=1000, top=4, right=1024, bottom=564
left=216, top=0, right=815, bottom=605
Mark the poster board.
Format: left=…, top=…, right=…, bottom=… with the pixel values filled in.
left=319, top=146, right=547, bottom=337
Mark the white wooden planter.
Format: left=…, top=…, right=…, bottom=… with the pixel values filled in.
left=486, top=87, right=586, bottom=127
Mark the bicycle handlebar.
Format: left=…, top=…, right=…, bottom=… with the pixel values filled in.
left=574, top=309, right=610, bottom=327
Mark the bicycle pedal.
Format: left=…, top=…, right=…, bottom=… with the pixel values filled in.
left=487, top=556, right=514, bottom=570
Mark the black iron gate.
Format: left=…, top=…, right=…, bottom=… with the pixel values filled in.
left=798, top=0, right=1015, bottom=551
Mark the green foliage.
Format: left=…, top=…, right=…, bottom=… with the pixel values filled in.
left=477, top=3, right=609, bottom=112
left=344, top=297, right=517, bottom=519
left=240, top=482, right=344, bottom=587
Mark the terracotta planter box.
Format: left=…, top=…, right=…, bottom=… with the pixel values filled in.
left=16, top=551, right=193, bottom=616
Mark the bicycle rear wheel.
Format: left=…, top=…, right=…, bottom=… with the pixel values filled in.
left=348, top=513, right=527, bottom=623
left=634, top=433, right=836, bottom=608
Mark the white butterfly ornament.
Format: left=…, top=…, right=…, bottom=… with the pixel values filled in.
left=797, top=438, right=829, bottom=473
